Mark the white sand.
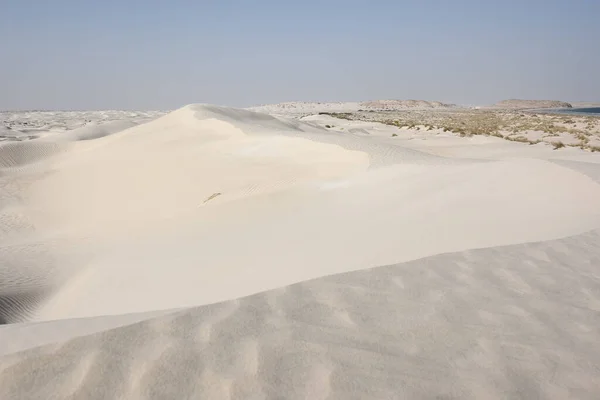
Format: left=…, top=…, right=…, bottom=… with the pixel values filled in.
left=1, top=104, right=600, bottom=399
left=248, top=99, right=457, bottom=117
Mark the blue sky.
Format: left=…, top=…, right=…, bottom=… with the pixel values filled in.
left=1, top=0, right=598, bottom=110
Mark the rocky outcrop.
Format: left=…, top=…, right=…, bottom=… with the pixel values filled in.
left=358, top=100, right=455, bottom=110
left=249, top=100, right=457, bottom=115
left=493, top=99, right=573, bottom=109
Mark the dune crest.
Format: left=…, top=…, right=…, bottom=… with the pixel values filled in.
left=2, top=104, right=600, bottom=398
left=1, top=104, right=600, bottom=323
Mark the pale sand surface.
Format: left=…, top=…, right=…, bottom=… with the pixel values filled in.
left=1, top=230, right=599, bottom=399
left=300, top=106, right=600, bottom=152
left=1, top=104, right=600, bottom=398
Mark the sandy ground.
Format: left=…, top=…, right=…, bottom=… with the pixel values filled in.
left=1, top=104, right=600, bottom=399
left=306, top=107, right=600, bottom=152
left=0, top=110, right=165, bottom=139
left=2, top=229, right=600, bottom=399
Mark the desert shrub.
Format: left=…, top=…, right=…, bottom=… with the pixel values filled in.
left=319, top=112, right=352, bottom=120
left=509, top=136, right=529, bottom=143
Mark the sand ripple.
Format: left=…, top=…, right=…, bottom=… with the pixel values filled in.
left=1, top=229, right=599, bottom=399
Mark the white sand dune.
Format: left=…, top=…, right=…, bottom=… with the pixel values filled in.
left=52, top=120, right=141, bottom=142
left=1, top=230, right=600, bottom=399
left=1, top=104, right=600, bottom=398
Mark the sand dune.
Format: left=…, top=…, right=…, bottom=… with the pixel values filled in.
left=0, top=140, right=67, bottom=169
left=1, top=110, right=165, bottom=136
left=1, top=229, right=599, bottom=399
left=1, top=104, right=600, bottom=398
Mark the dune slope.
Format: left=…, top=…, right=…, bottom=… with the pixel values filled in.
left=1, top=104, right=600, bottom=398
left=1, top=104, right=599, bottom=322
left=1, top=228, right=599, bottom=399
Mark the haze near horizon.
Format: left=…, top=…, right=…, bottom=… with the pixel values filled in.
left=1, top=0, right=599, bottom=110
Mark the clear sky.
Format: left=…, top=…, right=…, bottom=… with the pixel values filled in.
left=1, top=0, right=598, bottom=110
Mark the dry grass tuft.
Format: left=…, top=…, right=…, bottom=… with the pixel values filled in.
left=325, top=109, right=600, bottom=151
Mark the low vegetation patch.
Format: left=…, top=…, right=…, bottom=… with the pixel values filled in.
left=318, top=112, right=353, bottom=120
left=506, top=136, right=529, bottom=143
left=324, top=109, right=600, bottom=152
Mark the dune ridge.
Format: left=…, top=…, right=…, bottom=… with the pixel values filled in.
left=1, top=104, right=600, bottom=398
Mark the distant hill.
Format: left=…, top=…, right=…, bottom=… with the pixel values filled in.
left=249, top=100, right=458, bottom=115
left=492, top=99, right=573, bottom=109
left=358, top=100, right=456, bottom=110
left=571, top=102, right=600, bottom=108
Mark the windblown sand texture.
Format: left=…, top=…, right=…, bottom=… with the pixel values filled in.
left=1, top=104, right=600, bottom=399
